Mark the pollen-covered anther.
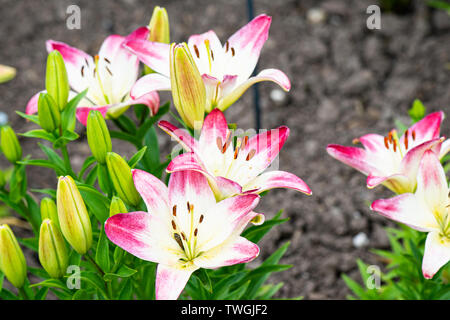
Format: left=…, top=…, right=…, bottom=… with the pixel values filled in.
left=393, top=140, right=397, bottom=152
left=404, top=129, right=409, bottom=150
left=225, top=41, right=229, bottom=52
left=171, top=220, right=177, bottom=230
left=194, top=228, right=198, bottom=237
left=81, top=65, right=85, bottom=77
left=384, top=136, right=389, bottom=149
left=104, top=57, right=111, bottom=64
left=199, top=214, right=204, bottom=223
left=234, top=146, right=240, bottom=159
left=172, top=205, right=177, bottom=217
left=231, top=47, right=235, bottom=57
left=174, top=233, right=184, bottom=249
left=388, top=131, right=393, bottom=144
left=412, top=130, right=416, bottom=141
left=193, top=44, right=200, bottom=58
left=241, top=136, right=249, bottom=150
left=105, top=66, right=113, bottom=76
left=246, top=149, right=256, bottom=161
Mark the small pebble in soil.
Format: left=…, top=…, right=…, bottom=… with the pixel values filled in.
left=307, top=8, right=326, bottom=25
left=352, top=232, right=370, bottom=248
left=0, top=112, right=8, bottom=126
left=270, top=88, right=287, bottom=105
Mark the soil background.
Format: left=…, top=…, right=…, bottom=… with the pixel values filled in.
left=0, top=0, right=449, bottom=299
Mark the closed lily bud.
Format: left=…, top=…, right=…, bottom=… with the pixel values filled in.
left=0, top=64, right=16, bottom=84
left=38, top=92, right=61, bottom=132
left=148, top=6, right=170, bottom=43
left=46, top=50, right=69, bottom=111
left=0, top=224, right=27, bottom=288
left=87, top=110, right=112, bottom=164
left=106, top=152, right=141, bottom=207
left=39, top=219, right=68, bottom=278
left=40, top=197, right=59, bottom=229
left=170, top=43, right=206, bottom=130
left=57, top=176, right=93, bottom=254
left=109, top=196, right=128, bottom=217
left=0, top=125, right=22, bottom=164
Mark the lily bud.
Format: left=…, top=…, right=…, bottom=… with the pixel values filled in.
left=0, top=125, right=22, bottom=164
left=109, top=196, right=128, bottom=217
left=86, top=110, right=112, bottom=164
left=46, top=50, right=69, bottom=111
left=0, top=224, right=27, bottom=288
left=105, top=152, right=141, bottom=207
left=0, top=64, right=16, bottom=84
left=170, top=43, right=206, bottom=130
left=148, top=6, right=170, bottom=43
left=40, top=197, right=59, bottom=229
left=38, top=219, right=69, bottom=278
left=38, top=92, right=61, bottom=132
left=57, top=176, right=93, bottom=254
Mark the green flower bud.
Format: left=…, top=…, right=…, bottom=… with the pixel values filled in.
left=105, top=152, right=141, bottom=207
left=0, top=64, right=16, bottom=84
left=46, top=50, right=69, bottom=111
left=39, top=219, right=69, bottom=278
left=0, top=125, right=22, bottom=164
left=170, top=43, right=206, bottom=130
left=38, top=92, right=61, bottom=132
left=0, top=170, right=5, bottom=188
left=87, top=110, right=112, bottom=164
left=148, top=6, right=170, bottom=44
left=109, top=196, right=128, bottom=217
left=40, top=197, right=59, bottom=229
left=56, top=176, right=92, bottom=254
left=0, top=224, right=27, bottom=288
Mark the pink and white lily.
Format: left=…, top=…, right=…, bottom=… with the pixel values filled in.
left=125, top=14, right=291, bottom=112
left=327, top=112, right=450, bottom=194
left=159, top=108, right=311, bottom=200
left=371, top=150, right=450, bottom=279
left=26, top=27, right=160, bottom=126
left=105, top=169, right=260, bottom=300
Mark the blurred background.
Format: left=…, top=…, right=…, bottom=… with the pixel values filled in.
left=0, top=0, right=449, bottom=299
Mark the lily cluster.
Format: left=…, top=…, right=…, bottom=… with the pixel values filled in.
left=327, top=112, right=450, bottom=279
left=0, top=6, right=310, bottom=300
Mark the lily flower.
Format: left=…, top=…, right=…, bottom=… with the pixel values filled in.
left=327, top=112, right=450, bottom=194
left=371, top=150, right=450, bottom=279
left=26, top=27, right=160, bottom=125
left=125, top=14, right=291, bottom=112
left=158, top=108, right=311, bottom=200
left=105, top=169, right=260, bottom=300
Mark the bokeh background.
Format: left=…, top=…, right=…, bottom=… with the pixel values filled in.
left=0, top=0, right=449, bottom=299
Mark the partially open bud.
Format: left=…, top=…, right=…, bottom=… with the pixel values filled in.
left=0, top=224, right=27, bottom=288
left=57, top=176, right=93, bottom=254
left=109, top=196, right=128, bottom=217
left=0, top=125, right=22, bottom=164
left=39, top=219, right=68, bottom=278
left=40, top=197, right=59, bottom=229
left=46, top=50, right=69, bottom=111
left=87, top=110, right=112, bottom=164
left=0, top=64, right=16, bottom=84
left=38, top=92, right=61, bottom=132
left=170, top=43, right=206, bottom=130
left=105, top=152, right=141, bottom=207
left=148, top=6, right=170, bottom=43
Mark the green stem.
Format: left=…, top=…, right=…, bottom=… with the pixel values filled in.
left=61, top=145, right=76, bottom=177
left=18, top=286, right=30, bottom=300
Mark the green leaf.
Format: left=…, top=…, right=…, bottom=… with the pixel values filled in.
left=61, top=89, right=87, bottom=131
left=0, top=288, right=18, bottom=300
left=38, top=142, right=66, bottom=174
left=35, top=287, right=49, bottom=300
left=31, top=188, right=56, bottom=198
left=16, top=111, right=40, bottom=126
left=128, top=146, right=148, bottom=169
left=96, top=227, right=110, bottom=273
left=76, top=183, right=110, bottom=223
left=20, top=129, right=55, bottom=142
left=256, top=282, right=284, bottom=300
left=72, top=289, right=91, bottom=300
left=195, top=269, right=213, bottom=294
left=242, top=210, right=287, bottom=243
left=53, top=130, right=79, bottom=149
left=17, top=159, right=63, bottom=171
left=114, top=115, right=137, bottom=134
left=408, top=99, right=426, bottom=123
left=30, top=279, right=68, bottom=291
left=17, top=237, right=38, bottom=252
left=103, top=265, right=137, bottom=281
left=78, top=156, right=96, bottom=180
left=212, top=271, right=248, bottom=299
left=118, top=279, right=134, bottom=300
left=342, top=274, right=366, bottom=299
left=136, top=102, right=170, bottom=139
left=80, top=271, right=109, bottom=299
left=97, top=164, right=112, bottom=195
left=144, top=126, right=161, bottom=176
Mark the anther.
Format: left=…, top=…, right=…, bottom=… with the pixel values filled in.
left=384, top=136, right=389, bottom=149
left=216, top=137, right=223, bottom=151
left=193, top=44, right=200, bottom=58
left=225, top=41, right=229, bottom=52
left=194, top=228, right=198, bottom=237
left=104, top=57, right=111, bottom=64
left=404, top=129, right=409, bottom=150
left=171, top=220, right=177, bottom=230
left=234, top=147, right=240, bottom=159
left=174, top=233, right=184, bottom=249
left=412, top=130, right=416, bottom=140
left=231, top=47, right=235, bottom=57
left=393, top=140, right=397, bottom=152
left=81, top=65, right=85, bottom=77
left=388, top=132, right=393, bottom=143
left=241, top=136, right=248, bottom=150
left=199, top=215, right=204, bottom=223
left=105, top=66, right=113, bottom=76
left=84, top=58, right=89, bottom=66
left=211, top=49, right=214, bottom=61
left=186, top=201, right=190, bottom=212
left=246, top=149, right=256, bottom=161
left=181, top=232, right=186, bottom=240
left=172, top=205, right=177, bottom=216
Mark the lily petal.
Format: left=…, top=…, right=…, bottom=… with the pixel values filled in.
left=105, top=211, right=180, bottom=266
left=188, top=30, right=223, bottom=76
left=76, top=106, right=108, bottom=126
left=371, top=194, right=438, bottom=232
left=422, top=231, right=450, bottom=279
left=327, top=144, right=374, bottom=175
left=366, top=173, right=411, bottom=194
left=194, top=236, right=259, bottom=269
left=226, top=14, right=271, bottom=82
left=130, top=90, right=160, bottom=116
left=123, top=39, right=170, bottom=76
left=158, top=121, right=198, bottom=153
left=440, top=138, right=450, bottom=159
left=25, top=91, right=43, bottom=115
left=243, top=170, right=312, bottom=195
left=130, top=73, right=171, bottom=99
left=403, top=111, right=444, bottom=145
left=217, top=69, right=290, bottom=111
left=132, top=169, right=170, bottom=217
left=155, top=263, right=197, bottom=300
